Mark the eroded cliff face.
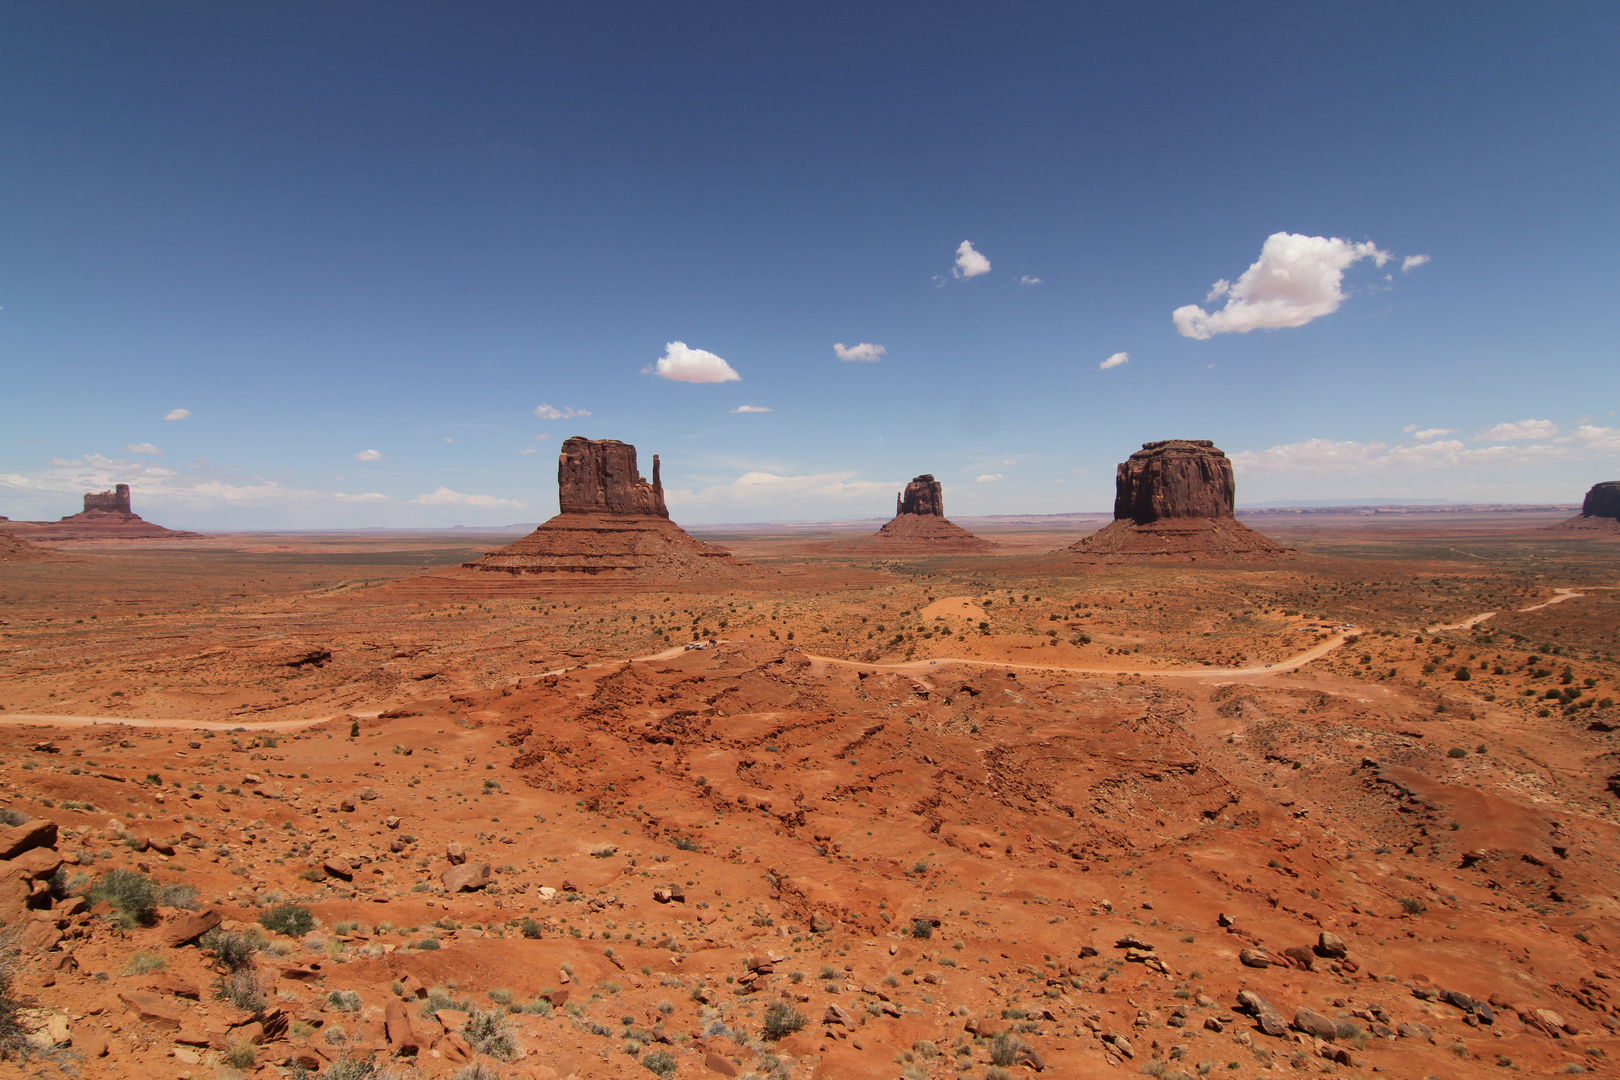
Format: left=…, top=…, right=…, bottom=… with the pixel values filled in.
left=1113, top=439, right=1236, bottom=523
left=896, top=474, right=945, bottom=518
left=1582, top=481, right=1620, bottom=520
left=557, top=437, right=668, bottom=518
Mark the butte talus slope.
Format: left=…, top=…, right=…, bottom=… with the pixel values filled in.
left=1069, top=440, right=1288, bottom=562
left=850, top=474, right=996, bottom=552
left=465, top=436, right=747, bottom=578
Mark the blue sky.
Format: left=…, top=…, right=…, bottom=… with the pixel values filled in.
left=3, top=2, right=1618, bottom=528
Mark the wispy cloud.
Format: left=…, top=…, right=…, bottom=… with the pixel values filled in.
left=731, top=404, right=772, bottom=413
left=644, top=341, right=741, bottom=383
left=410, top=487, right=524, bottom=509
left=534, top=403, right=591, bottom=420
left=1402, top=254, right=1430, bottom=272
left=124, top=443, right=163, bottom=454
left=353, top=449, right=386, bottom=461
left=664, top=470, right=894, bottom=512
left=1019, top=275, right=1042, bottom=285
left=0, top=454, right=386, bottom=510
left=1478, top=419, right=1558, bottom=441
left=442, top=437, right=454, bottom=444
left=163, top=408, right=191, bottom=421
left=1233, top=423, right=1620, bottom=477
left=1099, top=351, right=1129, bottom=371
left=833, top=342, right=886, bottom=363
left=1412, top=427, right=1457, bottom=442
left=1172, top=232, right=1393, bottom=340
left=953, top=240, right=991, bottom=279
left=975, top=473, right=1004, bottom=483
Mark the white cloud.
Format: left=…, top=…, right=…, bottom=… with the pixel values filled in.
left=518, top=448, right=536, bottom=455
left=1233, top=423, right=1620, bottom=478
left=953, top=240, right=991, bottom=279
left=834, top=342, right=886, bottom=363
left=731, top=405, right=772, bottom=413
left=975, top=473, right=1004, bottom=483
left=534, top=403, right=591, bottom=420
left=1402, top=424, right=1417, bottom=433
left=1019, top=276, right=1042, bottom=285
left=1172, top=232, right=1392, bottom=340
left=124, top=443, right=163, bottom=455
left=442, top=437, right=454, bottom=444
left=0, top=454, right=386, bottom=512
left=353, top=449, right=386, bottom=461
left=1099, top=351, right=1129, bottom=371
left=1478, top=419, right=1559, bottom=441
left=644, top=341, right=741, bottom=383
left=410, top=487, right=524, bottom=509
left=1412, top=428, right=1457, bottom=441
left=665, top=470, right=895, bottom=512
left=1402, top=254, right=1430, bottom=272
left=1002, top=459, right=1017, bottom=466
left=163, top=408, right=191, bottom=422
left=534, top=433, right=551, bottom=441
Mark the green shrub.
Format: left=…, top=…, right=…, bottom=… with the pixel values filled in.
left=89, top=868, right=158, bottom=928
left=259, top=903, right=314, bottom=938
left=218, top=970, right=266, bottom=1013
left=1398, top=897, right=1427, bottom=915
left=1447, top=747, right=1468, bottom=759
left=643, top=1049, right=678, bottom=1077
left=762, top=1001, right=806, bottom=1040
left=911, top=919, right=934, bottom=939
left=453, top=1065, right=501, bottom=1080
left=200, top=928, right=259, bottom=971
left=224, top=1042, right=256, bottom=1069
left=463, top=1008, right=518, bottom=1061
left=520, top=918, right=543, bottom=939
left=155, top=882, right=199, bottom=909
left=123, top=952, right=166, bottom=975
left=989, top=1031, right=1032, bottom=1067
left=0, top=931, right=29, bottom=1057
left=328, top=990, right=362, bottom=1011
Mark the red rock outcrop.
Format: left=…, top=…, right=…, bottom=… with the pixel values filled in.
left=1068, top=440, right=1287, bottom=562
left=1551, top=481, right=1620, bottom=533
left=849, top=474, right=996, bottom=553
left=465, top=436, right=747, bottom=578
left=0, top=484, right=202, bottom=541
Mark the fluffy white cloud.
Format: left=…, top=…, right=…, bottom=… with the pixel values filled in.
left=124, top=443, right=163, bottom=455
left=1478, top=419, right=1559, bottom=441
left=644, top=342, right=741, bottom=383
left=163, top=408, right=191, bottom=421
left=1412, top=428, right=1457, bottom=441
left=534, top=403, right=591, bottom=420
left=731, top=405, right=772, bottom=413
left=0, top=454, right=386, bottom=512
left=834, top=342, right=886, bottom=363
left=1099, top=351, right=1129, bottom=370
left=1402, top=254, right=1430, bottom=272
left=953, top=240, right=991, bottom=279
left=1019, top=275, right=1042, bottom=285
left=353, top=449, right=386, bottom=461
left=975, top=473, right=1004, bottom=483
left=1172, top=233, right=1392, bottom=340
left=410, top=487, right=524, bottom=509
left=664, top=469, right=894, bottom=512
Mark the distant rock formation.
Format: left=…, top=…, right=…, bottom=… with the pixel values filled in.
left=1067, top=440, right=1287, bottom=562
left=848, top=474, right=996, bottom=553
left=1551, top=481, right=1620, bottom=533
left=465, top=436, right=747, bottom=577
left=0, top=484, right=202, bottom=541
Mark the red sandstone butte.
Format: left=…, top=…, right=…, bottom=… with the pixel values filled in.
left=853, top=474, right=995, bottom=552
left=1068, top=440, right=1287, bottom=562
left=0, top=484, right=202, bottom=542
left=465, top=436, right=746, bottom=578
left=1552, top=480, right=1620, bottom=533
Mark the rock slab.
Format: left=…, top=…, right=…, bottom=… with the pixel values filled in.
left=1113, top=439, right=1234, bottom=523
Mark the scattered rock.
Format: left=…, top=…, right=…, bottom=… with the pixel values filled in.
left=1237, top=991, right=1288, bottom=1038
left=441, top=862, right=491, bottom=892
left=0, top=820, right=57, bottom=861
left=322, top=858, right=353, bottom=882
left=446, top=842, right=467, bottom=866
left=1292, top=1008, right=1340, bottom=1040
left=1316, top=931, right=1348, bottom=958
left=1239, top=947, right=1275, bottom=969
left=118, top=990, right=184, bottom=1028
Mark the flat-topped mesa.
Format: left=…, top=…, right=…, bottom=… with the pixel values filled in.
left=1583, top=481, right=1620, bottom=520
left=1067, top=438, right=1285, bottom=563
left=82, top=484, right=135, bottom=517
left=464, top=435, right=750, bottom=579
left=1551, top=480, right=1620, bottom=533
left=896, top=474, right=945, bottom=518
left=558, top=437, right=668, bottom=518
left=1114, top=440, right=1235, bottom=523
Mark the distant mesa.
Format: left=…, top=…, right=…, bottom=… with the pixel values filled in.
left=0, top=484, right=202, bottom=542
left=848, top=474, right=996, bottom=553
left=1067, top=440, right=1288, bottom=562
left=1551, top=480, right=1620, bottom=533
left=465, top=436, right=747, bottom=577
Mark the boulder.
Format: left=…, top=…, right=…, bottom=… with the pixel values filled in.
left=117, top=990, right=184, bottom=1028
left=159, top=908, right=222, bottom=948
left=446, top=842, right=467, bottom=865
left=441, top=862, right=491, bottom=893
left=1292, top=1008, right=1340, bottom=1040
left=384, top=999, right=427, bottom=1054
left=322, top=858, right=354, bottom=882
left=0, top=820, right=57, bottom=861
left=1237, top=991, right=1288, bottom=1038
left=1282, top=945, right=1315, bottom=971
left=1239, top=947, right=1274, bottom=968
left=1315, top=932, right=1348, bottom=959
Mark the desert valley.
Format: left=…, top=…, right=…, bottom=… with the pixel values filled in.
left=0, top=441, right=1618, bottom=1080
